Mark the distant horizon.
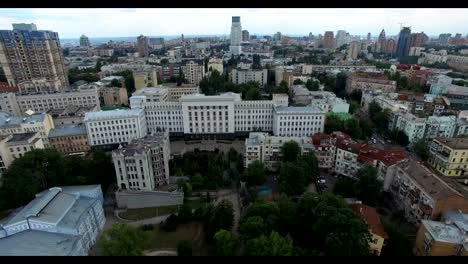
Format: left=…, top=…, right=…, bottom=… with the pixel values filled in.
left=1, top=9, right=467, bottom=39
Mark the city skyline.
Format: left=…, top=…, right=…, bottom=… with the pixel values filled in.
left=0, top=8, right=468, bottom=39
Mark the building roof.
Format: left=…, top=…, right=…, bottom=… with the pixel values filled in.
left=83, top=108, right=143, bottom=122
left=0, top=230, right=79, bottom=256
left=0, top=112, right=46, bottom=127
left=112, top=133, right=168, bottom=156
left=274, top=106, right=325, bottom=114
left=48, top=125, right=87, bottom=138
left=6, top=132, right=38, bottom=144
left=351, top=204, right=389, bottom=239
left=434, top=137, right=468, bottom=150
left=443, top=210, right=468, bottom=233
left=397, top=160, right=463, bottom=200
left=422, top=220, right=466, bottom=244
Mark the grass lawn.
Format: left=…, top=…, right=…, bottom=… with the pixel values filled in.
left=144, top=222, right=214, bottom=256
left=119, top=205, right=179, bottom=221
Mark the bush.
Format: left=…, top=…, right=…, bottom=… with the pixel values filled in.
left=177, top=240, right=193, bottom=256
left=160, top=214, right=178, bottom=232
left=140, top=224, right=154, bottom=231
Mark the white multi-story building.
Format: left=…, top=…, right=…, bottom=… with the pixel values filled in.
left=229, top=68, right=267, bottom=86
left=230, top=16, right=242, bottom=55
left=244, top=132, right=314, bottom=170
left=0, top=87, right=100, bottom=116
left=0, top=185, right=105, bottom=256
left=112, top=133, right=170, bottom=190
left=424, top=116, right=457, bottom=140
left=273, top=106, right=325, bottom=137
left=207, top=58, right=224, bottom=74
left=0, top=112, right=54, bottom=147
left=84, top=108, right=147, bottom=147
left=181, top=61, right=205, bottom=85
left=389, top=111, right=427, bottom=144
left=291, top=87, right=350, bottom=113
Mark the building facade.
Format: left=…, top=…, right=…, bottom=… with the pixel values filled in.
left=99, top=87, right=129, bottom=107
left=429, top=137, right=468, bottom=177
left=230, top=16, right=242, bottom=55
left=229, top=68, right=267, bottom=86
left=0, top=24, right=69, bottom=93
left=48, top=124, right=90, bottom=155
left=0, top=112, right=54, bottom=147
left=112, top=133, right=170, bottom=190
left=137, top=35, right=149, bottom=57
left=84, top=108, right=147, bottom=147
left=181, top=61, right=205, bottom=85
left=346, top=72, right=397, bottom=94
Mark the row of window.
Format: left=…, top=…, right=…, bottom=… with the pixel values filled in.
left=188, top=105, right=228, bottom=110
left=90, top=124, right=136, bottom=132
left=278, top=115, right=323, bottom=120
left=89, top=119, right=136, bottom=126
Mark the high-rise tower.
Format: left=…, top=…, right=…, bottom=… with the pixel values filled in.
left=396, top=27, right=411, bottom=58
left=80, top=34, right=90, bottom=47
left=230, top=16, right=242, bottom=55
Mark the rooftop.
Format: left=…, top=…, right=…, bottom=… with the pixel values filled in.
left=48, top=125, right=87, bottom=138
left=6, top=132, right=38, bottom=144
left=84, top=108, right=143, bottom=122
left=351, top=204, right=389, bottom=239
left=397, top=160, right=463, bottom=200
left=422, top=220, right=466, bottom=244
left=274, top=106, right=325, bottom=114
left=0, top=230, right=79, bottom=256
left=0, top=112, right=46, bottom=126
left=113, top=133, right=168, bottom=156
left=434, top=137, right=468, bottom=150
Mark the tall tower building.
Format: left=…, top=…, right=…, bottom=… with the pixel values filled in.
left=80, top=34, right=90, bottom=47
left=385, top=39, right=396, bottom=56
left=367, top=32, right=371, bottom=41
left=0, top=23, right=69, bottom=93
left=137, top=34, right=149, bottom=57
left=438, top=33, right=451, bottom=46
left=230, top=16, right=242, bottom=55
left=347, top=41, right=361, bottom=60
left=378, top=29, right=386, bottom=53
left=242, top=30, right=249, bottom=41
left=323, top=31, right=334, bottom=49
left=409, top=32, right=427, bottom=48
left=336, top=30, right=348, bottom=48
left=396, top=27, right=411, bottom=58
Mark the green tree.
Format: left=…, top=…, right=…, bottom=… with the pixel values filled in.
left=227, top=147, right=238, bottom=162
left=293, top=79, right=304, bottom=85
left=244, top=231, right=295, bottom=256
left=107, top=78, right=122, bottom=88
left=97, top=224, right=147, bottom=256
left=242, top=201, right=280, bottom=234
left=242, top=160, right=266, bottom=186
left=333, top=177, right=357, bottom=198
left=214, top=229, right=239, bottom=256
left=380, top=219, right=413, bottom=256
left=413, top=139, right=429, bottom=161
left=206, top=199, right=234, bottom=239
left=191, top=174, right=204, bottom=190
left=177, top=241, right=193, bottom=256
left=297, top=152, right=319, bottom=183
left=281, top=141, right=301, bottom=162
left=95, top=60, right=103, bottom=72
left=252, top=54, right=262, bottom=69
left=344, top=118, right=362, bottom=139
left=355, top=164, right=383, bottom=206
left=273, top=80, right=289, bottom=94
left=245, top=86, right=261, bottom=100
left=177, top=204, right=193, bottom=224
left=276, top=194, right=297, bottom=235
left=388, top=129, right=409, bottom=147
left=325, top=114, right=344, bottom=134
left=305, top=79, right=320, bottom=91
left=238, top=216, right=266, bottom=240
left=279, top=162, right=306, bottom=196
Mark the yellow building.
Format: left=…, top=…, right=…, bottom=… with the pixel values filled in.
left=133, top=68, right=158, bottom=90
left=429, top=137, right=468, bottom=177
left=351, top=204, right=388, bottom=256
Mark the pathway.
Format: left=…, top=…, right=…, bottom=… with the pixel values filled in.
left=215, top=190, right=241, bottom=234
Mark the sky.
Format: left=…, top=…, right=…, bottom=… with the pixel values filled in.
left=0, top=8, right=467, bottom=39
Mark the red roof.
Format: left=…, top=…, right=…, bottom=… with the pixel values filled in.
left=0, top=82, right=19, bottom=93
left=351, top=204, right=389, bottom=239
left=396, top=64, right=421, bottom=71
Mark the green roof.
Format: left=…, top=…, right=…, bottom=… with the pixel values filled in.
left=327, top=112, right=353, bottom=121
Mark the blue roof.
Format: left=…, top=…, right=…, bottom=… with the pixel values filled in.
left=48, top=125, right=87, bottom=138
left=0, top=230, right=79, bottom=256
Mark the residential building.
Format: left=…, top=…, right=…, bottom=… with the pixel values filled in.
left=394, top=92, right=446, bottom=116
left=137, top=35, right=149, bottom=57
left=0, top=112, right=54, bottom=147
left=347, top=41, right=360, bottom=60
left=388, top=111, right=426, bottom=144
left=323, top=31, right=334, bottom=49
left=424, top=116, right=457, bottom=140
left=207, top=58, right=224, bottom=74
left=244, top=132, right=314, bottom=170
left=429, top=137, right=468, bottom=177
left=350, top=203, right=389, bottom=256
left=409, top=32, right=428, bottom=48
left=0, top=185, right=105, bottom=256
left=378, top=29, right=386, bottom=53
left=0, top=23, right=69, bottom=93
left=346, top=72, right=397, bottom=94
left=311, top=133, right=337, bottom=170
left=242, top=30, right=249, bottom=41
left=438, top=33, right=452, bottom=46
left=413, top=210, right=468, bottom=256
left=99, top=87, right=129, bottom=107
left=79, top=34, right=90, bottom=47
left=385, top=39, right=396, bottom=55
left=155, top=63, right=181, bottom=81
left=48, top=124, right=90, bottom=155
left=290, top=87, right=350, bottom=113
left=181, top=61, right=205, bottom=85
left=335, top=30, right=348, bottom=48
left=385, top=160, right=468, bottom=226
left=133, top=67, right=158, bottom=90
left=112, top=132, right=170, bottom=189
left=0, top=132, right=44, bottom=170
left=275, top=65, right=295, bottom=87
left=229, top=68, right=267, bottom=86
left=396, top=27, right=412, bottom=58
left=47, top=105, right=97, bottom=128
left=230, top=16, right=242, bottom=55
left=83, top=108, right=147, bottom=147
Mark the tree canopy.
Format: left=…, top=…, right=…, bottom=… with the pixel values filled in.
left=97, top=224, right=147, bottom=256
left=281, top=141, right=301, bottom=163
left=244, top=231, right=296, bottom=256
left=242, top=160, right=266, bottom=187
left=214, top=229, right=239, bottom=256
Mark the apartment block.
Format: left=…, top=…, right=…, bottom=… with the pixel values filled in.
left=429, top=137, right=468, bottom=177
left=99, top=87, right=129, bottom=107
left=181, top=61, right=205, bottom=85
left=229, top=68, right=267, bottom=86
left=133, top=67, right=158, bottom=90
left=346, top=72, right=397, bottom=94
left=244, top=132, right=314, bottom=170
left=389, top=111, right=426, bottom=144
left=112, top=133, right=170, bottom=189
left=48, top=124, right=90, bottom=155
left=0, top=112, right=54, bottom=146
left=273, top=106, right=325, bottom=137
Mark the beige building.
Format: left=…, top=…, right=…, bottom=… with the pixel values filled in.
left=0, top=132, right=45, bottom=174
left=429, top=137, right=468, bottom=177
left=0, top=112, right=54, bottom=147
left=47, top=105, right=97, bottom=128
left=207, top=58, right=224, bottom=74
left=48, top=125, right=90, bottom=155
left=346, top=72, right=397, bottom=94
left=0, top=23, right=69, bottom=93
left=99, top=87, right=129, bottom=106
left=137, top=35, right=149, bottom=57
left=133, top=67, right=158, bottom=90
left=229, top=68, right=268, bottom=86
left=181, top=61, right=205, bottom=85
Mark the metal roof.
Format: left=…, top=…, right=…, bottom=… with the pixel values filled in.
left=48, top=125, right=87, bottom=138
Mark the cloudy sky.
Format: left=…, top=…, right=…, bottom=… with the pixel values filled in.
left=0, top=8, right=467, bottom=39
